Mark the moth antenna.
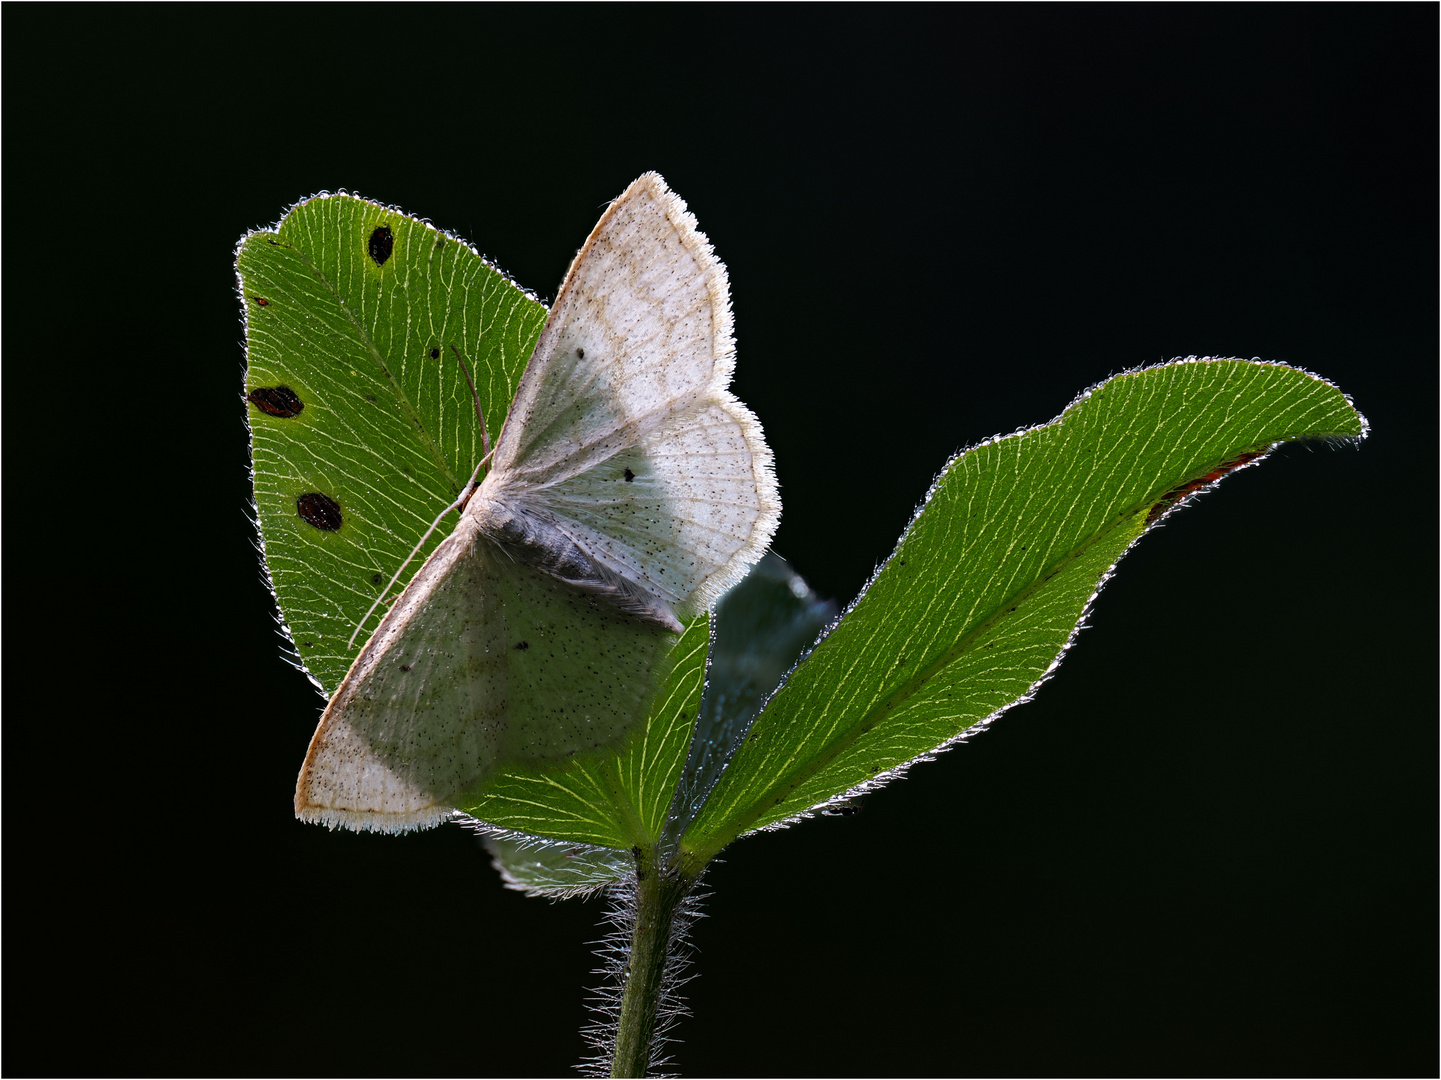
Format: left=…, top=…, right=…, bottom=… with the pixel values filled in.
left=450, top=344, right=492, bottom=464
left=347, top=347, right=499, bottom=651
left=347, top=445, right=495, bottom=650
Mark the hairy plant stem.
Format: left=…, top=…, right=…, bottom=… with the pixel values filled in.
left=609, top=849, right=693, bottom=1078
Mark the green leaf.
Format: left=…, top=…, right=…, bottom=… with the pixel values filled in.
left=483, top=834, right=634, bottom=899
left=460, top=614, right=709, bottom=849
left=238, top=193, right=546, bottom=696
left=239, top=194, right=705, bottom=851
left=682, top=359, right=1366, bottom=865
left=665, top=553, right=836, bottom=845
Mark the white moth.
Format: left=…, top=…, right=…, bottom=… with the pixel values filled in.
left=295, top=173, right=780, bottom=833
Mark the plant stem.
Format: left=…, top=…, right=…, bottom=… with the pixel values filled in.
left=609, top=848, right=691, bottom=1078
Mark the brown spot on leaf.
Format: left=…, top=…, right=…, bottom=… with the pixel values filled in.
left=296, top=492, right=342, bottom=531
left=248, top=385, right=304, bottom=418
left=368, top=226, right=394, bottom=266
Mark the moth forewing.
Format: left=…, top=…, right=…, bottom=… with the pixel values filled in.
left=296, top=519, right=683, bottom=833
left=295, top=522, right=505, bottom=832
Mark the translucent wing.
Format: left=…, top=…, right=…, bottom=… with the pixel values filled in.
left=478, top=173, right=780, bottom=624
left=296, top=518, right=678, bottom=833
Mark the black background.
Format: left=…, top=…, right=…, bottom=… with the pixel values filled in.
left=6, top=7, right=1435, bottom=1076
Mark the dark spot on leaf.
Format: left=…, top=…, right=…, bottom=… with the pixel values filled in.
left=248, top=385, right=304, bottom=418
left=301, top=641, right=314, bottom=649
left=577, top=347, right=585, bottom=359
left=429, top=347, right=440, bottom=359
left=368, top=226, right=394, bottom=266
left=400, top=663, right=411, bottom=672
left=252, top=296, right=270, bottom=307
left=624, top=468, right=635, bottom=482
left=371, top=573, right=383, bottom=586
left=296, top=492, right=342, bottom=531
left=514, top=640, right=530, bottom=651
